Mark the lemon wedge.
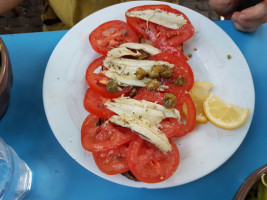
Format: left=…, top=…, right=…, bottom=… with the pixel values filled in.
left=203, top=93, right=249, bottom=129
left=183, top=82, right=213, bottom=123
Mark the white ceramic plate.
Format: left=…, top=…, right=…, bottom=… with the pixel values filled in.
left=43, top=1, right=255, bottom=188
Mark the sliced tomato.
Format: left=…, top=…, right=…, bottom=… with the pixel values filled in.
left=92, top=143, right=130, bottom=175
left=85, top=56, right=132, bottom=98
left=134, top=91, right=181, bottom=138
left=81, top=114, right=136, bottom=152
left=125, top=4, right=173, bottom=38
left=135, top=87, right=195, bottom=137
left=139, top=33, right=189, bottom=59
left=149, top=52, right=194, bottom=91
left=89, top=20, right=138, bottom=55
left=160, top=88, right=196, bottom=137
left=172, top=91, right=196, bottom=137
left=134, top=90, right=164, bottom=104
left=127, top=137, right=180, bottom=183
left=160, top=118, right=181, bottom=138
left=157, top=45, right=189, bottom=61
left=126, top=4, right=194, bottom=47
left=83, top=88, right=114, bottom=119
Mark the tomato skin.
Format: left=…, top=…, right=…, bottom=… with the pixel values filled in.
left=134, top=91, right=181, bottom=138
left=173, top=91, right=196, bottom=137
left=149, top=52, right=194, bottom=91
left=89, top=20, right=138, bottom=55
left=125, top=4, right=173, bottom=38
left=160, top=118, right=181, bottom=138
left=127, top=137, right=180, bottom=183
left=135, top=88, right=196, bottom=138
left=134, top=90, right=164, bottom=104
left=81, top=114, right=136, bottom=152
left=92, top=143, right=130, bottom=175
left=156, top=45, right=189, bottom=61
left=141, top=87, right=196, bottom=137
left=126, top=5, right=194, bottom=47
left=85, top=56, right=132, bottom=98
left=83, top=88, right=114, bottom=119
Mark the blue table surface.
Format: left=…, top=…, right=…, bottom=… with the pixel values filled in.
left=0, top=20, right=267, bottom=200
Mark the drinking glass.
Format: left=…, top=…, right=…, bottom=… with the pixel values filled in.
left=0, top=138, right=32, bottom=200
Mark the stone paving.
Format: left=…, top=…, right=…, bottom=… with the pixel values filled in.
left=0, top=0, right=219, bottom=34
left=0, top=0, right=43, bottom=34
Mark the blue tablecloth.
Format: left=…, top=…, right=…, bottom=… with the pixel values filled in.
left=1, top=20, right=267, bottom=200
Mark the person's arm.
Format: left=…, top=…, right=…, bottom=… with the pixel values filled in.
left=0, top=0, right=24, bottom=15
left=209, top=0, right=267, bottom=32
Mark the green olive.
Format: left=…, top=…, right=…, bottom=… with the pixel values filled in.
left=135, top=68, right=147, bottom=80
left=106, top=80, right=119, bottom=93
left=146, top=79, right=160, bottom=91
left=129, top=88, right=137, bottom=98
left=174, top=76, right=186, bottom=86
left=163, top=93, right=177, bottom=109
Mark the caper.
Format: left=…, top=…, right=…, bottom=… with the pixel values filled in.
left=106, top=80, right=119, bottom=93
left=129, top=88, right=137, bottom=98
left=137, top=52, right=149, bottom=60
left=146, top=79, right=160, bottom=91
left=153, top=65, right=166, bottom=73
left=135, top=68, right=147, bottom=80
left=148, top=70, right=160, bottom=79
left=148, top=65, right=166, bottom=79
left=163, top=93, right=177, bottom=109
left=160, top=67, right=173, bottom=79
left=174, top=76, right=186, bottom=86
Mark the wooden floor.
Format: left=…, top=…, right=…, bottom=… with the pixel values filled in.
left=0, top=0, right=218, bottom=34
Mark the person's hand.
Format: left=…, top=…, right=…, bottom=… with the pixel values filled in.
left=0, top=0, right=24, bottom=15
left=232, top=0, right=267, bottom=32
left=210, top=0, right=267, bottom=32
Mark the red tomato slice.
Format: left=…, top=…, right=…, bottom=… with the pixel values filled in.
left=160, top=118, right=181, bottom=138
left=149, top=52, right=194, bottom=91
left=134, top=91, right=181, bottom=138
left=89, top=20, right=138, bottom=55
left=134, top=90, right=164, bottom=103
left=83, top=88, right=114, bottom=119
left=156, top=45, right=189, bottom=61
left=172, top=91, right=196, bottom=137
left=135, top=88, right=195, bottom=137
left=92, top=143, right=130, bottom=175
left=85, top=56, right=132, bottom=98
left=125, top=4, right=173, bottom=37
left=81, top=114, right=136, bottom=152
left=126, top=5, right=194, bottom=47
left=127, top=137, right=180, bottom=183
